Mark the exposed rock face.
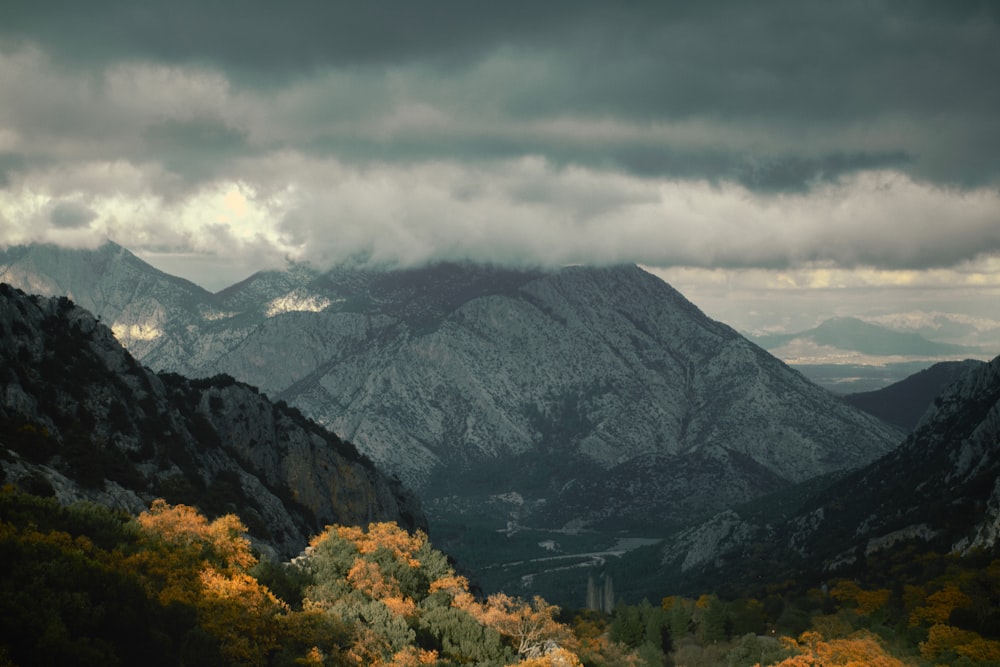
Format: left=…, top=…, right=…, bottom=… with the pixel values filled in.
left=0, top=284, right=424, bottom=558
left=660, top=510, right=762, bottom=572
left=0, top=243, right=901, bottom=528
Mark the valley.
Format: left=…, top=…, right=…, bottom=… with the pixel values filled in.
left=788, top=361, right=934, bottom=393
left=2, top=242, right=1000, bottom=665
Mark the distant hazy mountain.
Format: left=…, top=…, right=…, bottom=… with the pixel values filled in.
left=0, top=284, right=423, bottom=558
left=656, top=352, right=1000, bottom=595
left=754, top=316, right=977, bottom=357
left=0, top=242, right=901, bottom=532
left=841, top=359, right=985, bottom=431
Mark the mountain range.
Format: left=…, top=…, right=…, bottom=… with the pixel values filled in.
left=645, top=351, right=1000, bottom=600
left=745, top=315, right=993, bottom=392
left=0, top=283, right=422, bottom=559
left=7, top=240, right=1000, bottom=617
left=753, top=316, right=980, bottom=358
left=0, top=242, right=904, bottom=534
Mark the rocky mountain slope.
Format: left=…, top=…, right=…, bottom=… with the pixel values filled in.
left=657, top=352, right=1000, bottom=594
left=0, top=242, right=902, bottom=529
left=842, top=359, right=985, bottom=431
left=0, top=283, right=423, bottom=559
left=0, top=243, right=214, bottom=361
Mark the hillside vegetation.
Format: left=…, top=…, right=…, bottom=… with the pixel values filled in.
left=6, top=485, right=1000, bottom=666
left=0, top=486, right=631, bottom=666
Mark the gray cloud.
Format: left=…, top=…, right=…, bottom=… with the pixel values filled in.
left=0, top=0, right=998, bottom=292
left=49, top=200, right=97, bottom=229
left=0, top=152, right=26, bottom=187
left=2, top=2, right=998, bottom=185
left=736, top=152, right=913, bottom=192
left=0, top=1, right=607, bottom=71
left=144, top=119, right=253, bottom=184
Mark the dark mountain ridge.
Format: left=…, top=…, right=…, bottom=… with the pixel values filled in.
left=841, top=358, right=986, bottom=431
left=0, top=283, right=424, bottom=559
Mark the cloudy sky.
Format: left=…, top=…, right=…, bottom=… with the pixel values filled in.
left=1, top=1, right=998, bottom=341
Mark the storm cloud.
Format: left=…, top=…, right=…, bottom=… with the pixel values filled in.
left=0, top=0, right=998, bottom=297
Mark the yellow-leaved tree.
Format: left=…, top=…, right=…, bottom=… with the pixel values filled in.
left=458, top=592, right=574, bottom=660
left=919, top=623, right=1000, bottom=664
left=125, top=499, right=290, bottom=666
left=764, top=629, right=912, bottom=667
left=909, top=584, right=972, bottom=626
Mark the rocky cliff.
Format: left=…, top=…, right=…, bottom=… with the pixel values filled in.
left=0, top=283, right=424, bottom=558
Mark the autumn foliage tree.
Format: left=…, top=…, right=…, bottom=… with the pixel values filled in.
left=304, top=522, right=442, bottom=665
left=459, top=592, right=572, bottom=659
left=302, top=521, right=600, bottom=666
left=908, top=584, right=972, bottom=627
left=829, top=580, right=891, bottom=618
left=127, top=499, right=257, bottom=604
left=765, top=629, right=911, bottom=667
left=919, top=623, right=1000, bottom=664
left=125, top=499, right=296, bottom=665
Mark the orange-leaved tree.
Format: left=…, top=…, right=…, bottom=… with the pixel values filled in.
left=128, top=498, right=257, bottom=605
left=764, top=629, right=913, bottom=667
left=919, top=623, right=1000, bottom=664
left=909, top=584, right=972, bottom=627
left=458, top=592, right=574, bottom=660
left=829, top=580, right=891, bottom=617
left=126, top=499, right=290, bottom=666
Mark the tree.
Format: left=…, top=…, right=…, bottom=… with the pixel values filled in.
left=196, top=570, right=289, bottom=666
left=919, top=623, right=1000, bottom=664
left=462, top=593, right=572, bottom=660
left=830, top=580, right=891, bottom=618
left=768, top=630, right=910, bottom=667
left=610, top=603, right=646, bottom=648
left=127, top=500, right=293, bottom=665
left=662, top=596, right=694, bottom=640
left=310, top=521, right=532, bottom=664
left=910, top=585, right=972, bottom=627
left=696, top=594, right=729, bottom=644
left=129, top=499, right=257, bottom=606
left=517, top=646, right=583, bottom=667
left=725, top=633, right=790, bottom=667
